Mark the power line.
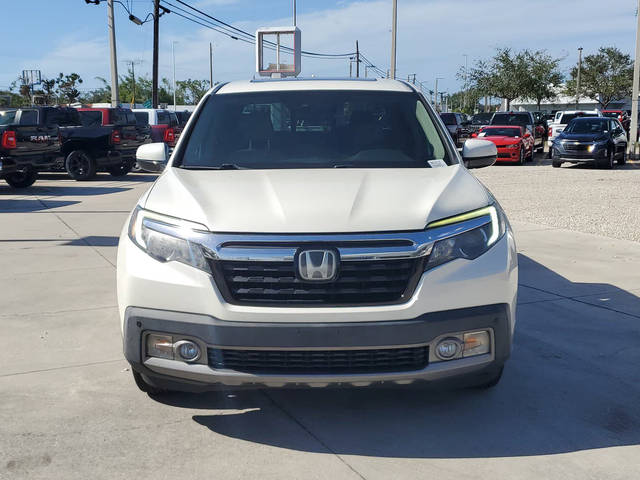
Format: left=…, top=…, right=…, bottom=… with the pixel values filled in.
left=165, top=0, right=355, bottom=59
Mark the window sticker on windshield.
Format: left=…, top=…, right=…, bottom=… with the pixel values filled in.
left=428, top=159, right=447, bottom=168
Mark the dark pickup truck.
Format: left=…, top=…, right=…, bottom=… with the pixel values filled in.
left=77, top=107, right=151, bottom=177
left=0, top=108, right=65, bottom=187
left=1, top=106, right=151, bottom=185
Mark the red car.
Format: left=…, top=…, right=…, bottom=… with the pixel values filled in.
left=472, top=125, right=533, bottom=165
left=602, top=110, right=631, bottom=132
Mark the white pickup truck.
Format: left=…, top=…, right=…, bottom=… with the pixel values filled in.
left=547, top=110, right=602, bottom=157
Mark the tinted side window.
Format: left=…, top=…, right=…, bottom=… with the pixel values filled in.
left=19, top=110, right=39, bottom=125
left=156, top=111, right=170, bottom=125
left=134, top=112, right=149, bottom=125
left=79, top=111, right=103, bottom=127
left=126, top=112, right=137, bottom=125
left=0, top=110, right=17, bottom=125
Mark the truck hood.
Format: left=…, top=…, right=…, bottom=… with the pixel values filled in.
left=143, top=165, right=490, bottom=233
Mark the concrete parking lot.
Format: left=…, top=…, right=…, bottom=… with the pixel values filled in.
left=1, top=158, right=639, bottom=480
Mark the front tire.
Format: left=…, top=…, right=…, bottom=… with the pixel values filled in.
left=617, top=149, right=627, bottom=165
left=469, top=366, right=504, bottom=389
left=518, top=146, right=525, bottom=165
left=107, top=159, right=133, bottom=177
left=4, top=170, right=37, bottom=188
left=65, top=150, right=97, bottom=180
left=552, top=160, right=562, bottom=168
left=598, top=150, right=614, bottom=170
left=132, top=370, right=167, bottom=396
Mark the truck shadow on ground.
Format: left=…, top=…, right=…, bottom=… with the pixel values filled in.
left=155, top=254, right=640, bottom=458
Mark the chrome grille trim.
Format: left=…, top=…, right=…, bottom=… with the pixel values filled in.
left=144, top=213, right=491, bottom=262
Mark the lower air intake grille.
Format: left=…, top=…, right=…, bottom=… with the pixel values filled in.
left=208, top=346, right=429, bottom=374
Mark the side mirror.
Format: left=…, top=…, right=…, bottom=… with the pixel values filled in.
left=462, top=139, right=497, bottom=169
left=136, top=142, right=169, bottom=173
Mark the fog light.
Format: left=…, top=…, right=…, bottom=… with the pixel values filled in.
left=463, top=331, right=490, bottom=357
left=175, top=340, right=200, bottom=362
left=146, top=334, right=173, bottom=360
left=436, top=338, right=462, bottom=360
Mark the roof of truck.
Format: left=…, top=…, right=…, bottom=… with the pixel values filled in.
left=215, top=78, right=414, bottom=95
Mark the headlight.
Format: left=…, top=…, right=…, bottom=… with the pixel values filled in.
left=425, top=204, right=507, bottom=270
left=588, top=142, right=607, bottom=153
left=504, top=144, right=519, bottom=149
left=128, top=206, right=211, bottom=273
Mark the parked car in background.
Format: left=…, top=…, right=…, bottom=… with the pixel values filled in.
left=546, top=110, right=602, bottom=158
left=0, top=108, right=60, bottom=188
left=77, top=107, right=151, bottom=177
left=439, top=112, right=470, bottom=147
left=174, top=110, right=192, bottom=127
left=602, top=110, right=631, bottom=132
left=474, top=125, right=533, bottom=165
left=132, top=109, right=181, bottom=147
left=490, top=111, right=543, bottom=153
left=550, top=117, right=627, bottom=169
left=120, top=78, right=516, bottom=394
left=468, top=113, right=493, bottom=135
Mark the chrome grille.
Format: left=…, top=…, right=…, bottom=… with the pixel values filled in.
left=211, top=257, right=425, bottom=306
left=208, top=346, right=429, bottom=374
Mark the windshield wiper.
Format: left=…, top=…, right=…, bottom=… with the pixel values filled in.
left=181, top=164, right=247, bottom=170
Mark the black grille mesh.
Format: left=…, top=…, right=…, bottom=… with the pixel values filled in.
left=208, top=346, right=429, bottom=374
left=211, top=257, right=423, bottom=306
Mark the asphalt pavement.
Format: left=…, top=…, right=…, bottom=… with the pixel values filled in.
left=1, top=160, right=639, bottom=480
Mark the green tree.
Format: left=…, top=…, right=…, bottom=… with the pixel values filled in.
left=467, top=48, right=529, bottom=110
left=564, top=46, right=633, bottom=109
left=55, top=72, right=83, bottom=104
left=177, top=79, right=210, bottom=105
left=522, top=50, right=563, bottom=111
left=79, top=77, right=111, bottom=104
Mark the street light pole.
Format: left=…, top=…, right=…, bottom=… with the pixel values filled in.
left=209, top=43, right=213, bottom=89
left=172, top=41, right=177, bottom=111
left=576, top=47, right=583, bottom=109
left=107, top=0, right=119, bottom=106
left=630, top=0, right=640, bottom=157
left=463, top=54, right=468, bottom=111
left=152, top=0, right=159, bottom=108
left=390, top=0, right=397, bottom=79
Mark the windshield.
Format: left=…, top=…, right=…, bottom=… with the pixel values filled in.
left=491, top=113, right=530, bottom=127
left=560, top=113, right=590, bottom=124
left=479, top=127, right=521, bottom=137
left=180, top=90, right=451, bottom=169
left=0, top=110, right=17, bottom=125
left=564, top=119, right=608, bottom=134
left=471, top=113, right=492, bottom=125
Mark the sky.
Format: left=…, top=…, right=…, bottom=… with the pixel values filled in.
left=1, top=0, right=637, bottom=96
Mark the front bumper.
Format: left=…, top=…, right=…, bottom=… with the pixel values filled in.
left=496, top=147, right=521, bottom=162
left=124, top=304, right=511, bottom=390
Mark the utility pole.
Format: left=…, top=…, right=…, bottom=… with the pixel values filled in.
left=390, top=0, right=397, bottom=79
left=152, top=0, right=160, bottom=108
left=356, top=41, right=360, bottom=78
left=293, top=0, right=296, bottom=25
left=172, top=41, right=177, bottom=111
left=576, top=47, right=583, bottom=109
left=107, top=0, right=119, bottom=106
left=434, top=77, right=442, bottom=112
left=209, top=43, right=214, bottom=88
left=463, top=54, right=468, bottom=111
left=123, top=60, right=141, bottom=107
left=630, top=0, right=640, bottom=158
